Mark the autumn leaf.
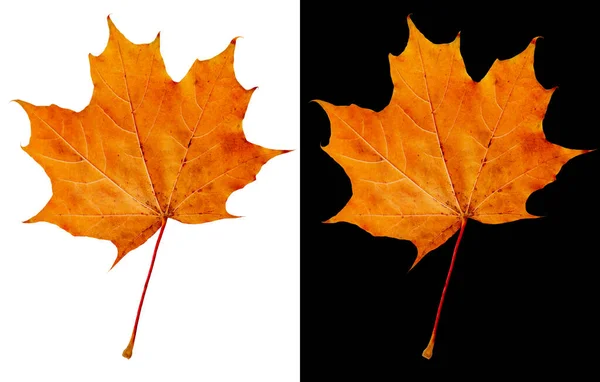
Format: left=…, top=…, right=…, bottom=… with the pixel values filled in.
left=16, top=16, right=288, bottom=358
left=316, top=15, right=590, bottom=359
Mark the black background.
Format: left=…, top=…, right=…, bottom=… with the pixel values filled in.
left=301, top=2, right=599, bottom=376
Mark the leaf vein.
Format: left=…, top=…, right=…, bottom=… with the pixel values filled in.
left=330, top=111, right=459, bottom=215
left=31, top=111, right=158, bottom=215
left=172, top=153, right=273, bottom=213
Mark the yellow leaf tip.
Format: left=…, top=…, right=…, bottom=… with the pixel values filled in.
left=407, top=249, right=423, bottom=272
left=231, top=36, right=243, bottom=45
left=109, top=252, right=125, bottom=271
left=12, top=99, right=28, bottom=108
left=106, top=14, right=115, bottom=27
left=106, top=14, right=123, bottom=38
left=23, top=214, right=41, bottom=224
left=408, top=260, right=418, bottom=273
left=273, top=148, right=295, bottom=158
left=531, top=35, right=543, bottom=45
left=310, top=99, right=329, bottom=108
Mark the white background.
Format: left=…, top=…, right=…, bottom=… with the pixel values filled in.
left=0, top=1, right=299, bottom=381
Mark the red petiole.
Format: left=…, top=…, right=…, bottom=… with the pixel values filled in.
left=422, top=217, right=467, bottom=359
left=122, top=218, right=168, bottom=359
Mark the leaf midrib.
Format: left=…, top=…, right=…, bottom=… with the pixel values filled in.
left=116, top=38, right=163, bottom=214
left=415, top=36, right=463, bottom=214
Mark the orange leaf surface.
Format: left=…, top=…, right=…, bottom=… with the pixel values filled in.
left=17, top=16, right=287, bottom=358
left=317, top=16, right=589, bottom=358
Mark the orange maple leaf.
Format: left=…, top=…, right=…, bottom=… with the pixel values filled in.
left=17, top=16, right=288, bottom=358
left=316, top=16, right=589, bottom=359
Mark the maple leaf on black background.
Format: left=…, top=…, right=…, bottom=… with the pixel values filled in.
left=301, top=2, right=598, bottom=375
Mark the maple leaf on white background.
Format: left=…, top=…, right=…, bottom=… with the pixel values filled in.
left=0, top=0, right=299, bottom=381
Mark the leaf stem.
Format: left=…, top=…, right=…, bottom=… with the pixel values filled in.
left=122, top=217, right=168, bottom=359
left=422, top=217, right=467, bottom=360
